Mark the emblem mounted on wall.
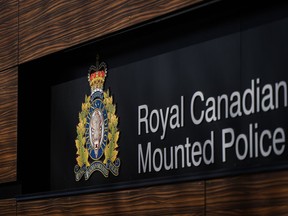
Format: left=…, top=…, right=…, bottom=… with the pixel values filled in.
left=74, top=60, right=120, bottom=181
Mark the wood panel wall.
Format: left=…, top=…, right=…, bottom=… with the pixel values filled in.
left=16, top=170, right=288, bottom=215
left=0, top=0, right=18, bottom=71
left=19, top=0, right=202, bottom=64
left=0, top=199, right=16, bottom=216
left=206, top=171, right=288, bottom=215
left=17, top=181, right=204, bottom=215
left=0, top=0, right=18, bottom=185
left=0, top=68, right=17, bottom=184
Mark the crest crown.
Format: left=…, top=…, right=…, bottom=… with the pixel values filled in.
left=88, top=62, right=107, bottom=93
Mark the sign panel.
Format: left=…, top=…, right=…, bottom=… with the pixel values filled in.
left=50, top=15, right=288, bottom=192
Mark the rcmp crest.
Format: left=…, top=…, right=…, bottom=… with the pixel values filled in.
left=74, top=61, right=120, bottom=181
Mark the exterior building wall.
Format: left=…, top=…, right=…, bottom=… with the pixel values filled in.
left=0, top=1, right=288, bottom=215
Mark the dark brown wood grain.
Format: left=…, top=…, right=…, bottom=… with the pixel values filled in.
left=206, top=170, right=288, bottom=216
left=0, top=0, right=18, bottom=71
left=17, top=181, right=204, bottom=215
left=0, top=199, right=16, bottom=216
left=17, top=170, right=288, bottom=215
left=127, top=0, right=203, bottom=27
left=0, top=68, right=17, bottom=184
left=19, top=0, right=203, bottom=63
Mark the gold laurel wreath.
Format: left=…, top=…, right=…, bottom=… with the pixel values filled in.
left=103, top=89, right=119, bottom=164
left=75, top=90, right=119, bottom=168
left=75, top=95, right=91, bottom=167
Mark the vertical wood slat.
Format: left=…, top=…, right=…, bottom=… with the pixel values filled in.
left=0, top=68, right=17, bottom=184
left=0, top=0, right=18, bottom=71
left=0, top=199, right=16, bottom=216
left=17, top=181, right=204, bottom=215
left=19, top=0, right=203, bottom=63
left=206, top=171, right=288, bottom=216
